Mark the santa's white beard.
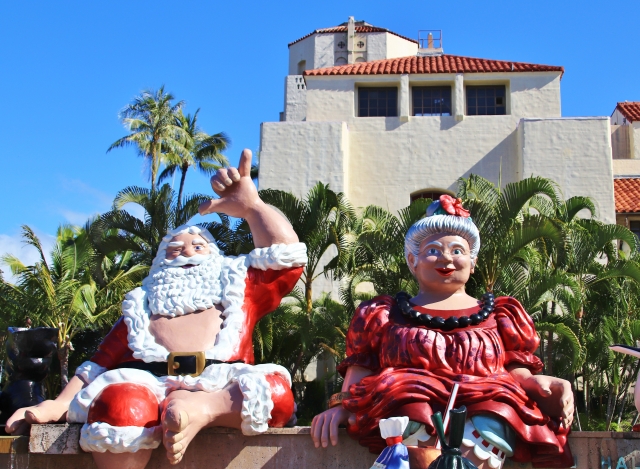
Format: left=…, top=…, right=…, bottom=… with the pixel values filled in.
left=143, top=254, right=224, bottom=317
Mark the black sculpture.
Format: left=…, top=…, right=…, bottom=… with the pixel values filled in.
left=428, top=407, right=478, bottom=469
left=0, top=326, right=58, bottom=429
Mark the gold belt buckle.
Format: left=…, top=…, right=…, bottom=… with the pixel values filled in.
left=167, top=351, right=206, bottom=377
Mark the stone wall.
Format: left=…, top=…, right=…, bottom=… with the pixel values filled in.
left=0, top=425, right=637, bottom=469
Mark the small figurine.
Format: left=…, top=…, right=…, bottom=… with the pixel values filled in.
left=371, top=416, right=410, bottom=469
left=312, top=195, right=575, bottom=468
left=6, top=150, right=307, bottom=468
left=429, top=407, right=477, bottom=469
left=609, top=344, right=640, bottom=431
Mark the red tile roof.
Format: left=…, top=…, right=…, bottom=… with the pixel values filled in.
left=289, top=23, right=418, bottom=46
left=615, top=102, right=640, bottom=123
left=304, top=54, right=564, bottom=77
left=614, top=178, right=640, bottom=213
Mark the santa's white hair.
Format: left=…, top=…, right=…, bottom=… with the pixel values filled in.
left=142, top=225, right=225, bottom=317
left=404, top=202, right=480, bottom=272
left=150, top=224, right=221, bottom=271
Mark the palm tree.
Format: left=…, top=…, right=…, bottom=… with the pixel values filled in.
left=457, top=175, right=568, bottom=295
left=97, top=184, right=211, bottom=264
left=256, top=183, right=355, bottom=382
left=158, top=110, right=230, bottom=208
left=259, top=183, right=355, bottom=314
left=253, top=291, right=351, bottom=382
left=339, top=199, right=430, bottom=314
left=108, top=86, right=189, bottom=191
left=0, top=225, right=146, bottom=388
left=563, top=219, right=640, bottom=428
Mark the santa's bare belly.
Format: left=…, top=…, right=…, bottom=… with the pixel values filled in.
left=148, top=304, right=224, bottom=352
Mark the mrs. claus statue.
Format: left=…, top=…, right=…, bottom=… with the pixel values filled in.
left=311, top=195, right=575, bottom=469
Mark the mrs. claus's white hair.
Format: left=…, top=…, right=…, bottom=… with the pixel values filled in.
left=404, top=214, right=481, bottom=269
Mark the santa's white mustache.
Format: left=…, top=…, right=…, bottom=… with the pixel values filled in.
left=164, top=253, right=211, bottom=267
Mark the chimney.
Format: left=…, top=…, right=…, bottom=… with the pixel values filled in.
left=417, top=30, right=443, bottom=57
left=347, top=16, right=355, bottom=64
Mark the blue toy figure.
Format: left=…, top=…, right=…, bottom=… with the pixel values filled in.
left=371, top=416, right=410, bottom=469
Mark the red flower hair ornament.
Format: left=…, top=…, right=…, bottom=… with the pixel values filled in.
left=427, top=195, right=471, bottom=218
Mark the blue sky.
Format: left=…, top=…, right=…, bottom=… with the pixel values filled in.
left=1, top=0, right=638, bottom=272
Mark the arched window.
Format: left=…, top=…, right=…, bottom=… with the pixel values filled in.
left=410, top=188, right=455, bottom=204
left=334, top=57, right=347, bottom=66
left=297, top=60, right=306, bottom=75
left=355, top=56, right=366, bottom=63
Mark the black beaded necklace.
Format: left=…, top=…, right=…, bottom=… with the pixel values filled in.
left=395, top=291, right=495, bottom=331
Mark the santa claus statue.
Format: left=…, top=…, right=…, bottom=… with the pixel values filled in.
left=6, top=150, right=307, bottom=469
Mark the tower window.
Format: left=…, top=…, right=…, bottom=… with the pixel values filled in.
left=358, top=87, right=398, bottom=117
left=466, top=85, right=506, bottom=115
left=410, top=189, right=454, bottom=203
left=413, top=86, right=452, bottom=116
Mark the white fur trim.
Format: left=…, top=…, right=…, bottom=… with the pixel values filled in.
left=248, top=243, right=307, bottom=271
left=122, top=243, right=303, bottom=362
left=68, top=369, right=167, bottom=423
left=69, top=363, right=292, bottom=439
left=235, top=364, right=292, bottom=435
left=75, top=361, right=107, bottom=385
left=121, top=288, right=170, bottom=362
left=214, top=255, right=251, bottom=360
left=235, top=373, right=273, bottom=436
left=79, top=422, right=162, bottom=453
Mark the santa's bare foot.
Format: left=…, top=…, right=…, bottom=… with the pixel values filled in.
left=162, top=390, right=215, bottom=465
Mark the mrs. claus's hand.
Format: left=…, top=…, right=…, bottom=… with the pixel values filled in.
left=198, top=149, right=260, bottom=219
left=522, top=374, right=574, bottom=428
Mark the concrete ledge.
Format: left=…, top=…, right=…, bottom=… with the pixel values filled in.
left=27, top=424, right=377, bottom=469
left=18, top=425, right=640, bottom=469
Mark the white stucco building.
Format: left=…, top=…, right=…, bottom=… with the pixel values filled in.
left=258, top=17, right=635, bottom=227
left=611, top=102, right=640, bottom=236
left=265, top=19, right=640, bottom=381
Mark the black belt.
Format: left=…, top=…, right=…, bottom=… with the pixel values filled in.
left=116, top=352, right=244, bottom=377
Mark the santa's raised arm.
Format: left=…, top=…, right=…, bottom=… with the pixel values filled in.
left=7, top=149, right=307, bottom=469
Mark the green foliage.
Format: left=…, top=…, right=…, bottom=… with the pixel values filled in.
left=340, top=199, right=430, bottom=314
left=253, top=183, right=355, bottom=383
left=0, top=222, right=145, bottom=388
left=158, top=109, right=230, bottom=207
left=98, top=184, right=211, bottom=264
left=108, top=86, right=190, bottom=191
left=259, top=183, right=355, bottom=316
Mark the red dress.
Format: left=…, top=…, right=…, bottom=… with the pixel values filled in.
left=337, top=295, right=573, bottom=468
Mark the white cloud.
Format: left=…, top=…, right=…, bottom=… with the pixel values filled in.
left=0, top=230, right=56, bottom=285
